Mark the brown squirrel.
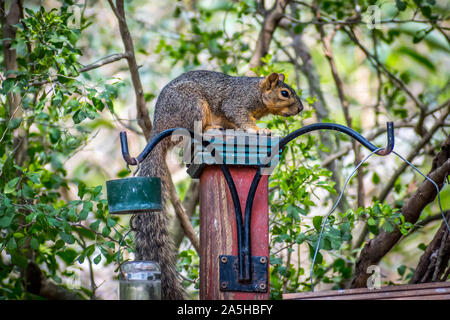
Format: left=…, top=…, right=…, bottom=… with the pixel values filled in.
left=134, top=70, right=303, bottom=299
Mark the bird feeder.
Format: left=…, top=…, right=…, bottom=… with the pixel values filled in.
left=106, top=177, right=162, bottom=214
left=106, top=122, right=395, bottom=300
left=106, top=131, right=165, bottom=215
left=119, top=261, right=162, bottom=300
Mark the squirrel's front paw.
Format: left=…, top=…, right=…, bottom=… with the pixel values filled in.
left=244, top=127, right=271, bottom=135
left=258, top=128, right=272, bottom=136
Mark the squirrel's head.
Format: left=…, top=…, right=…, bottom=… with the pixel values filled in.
left=259, top=73, right=303, bottom=117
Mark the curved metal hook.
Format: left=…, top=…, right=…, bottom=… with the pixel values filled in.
left=278, top=121, right=394, bottom=155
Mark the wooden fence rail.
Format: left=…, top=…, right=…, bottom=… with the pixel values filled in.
left=283, top=281, right=450, bottom=300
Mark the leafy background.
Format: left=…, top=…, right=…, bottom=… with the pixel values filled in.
left=0, top=0, right=449, bottom=299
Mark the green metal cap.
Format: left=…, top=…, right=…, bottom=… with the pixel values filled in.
left=106, top=177, right=162, bottom=214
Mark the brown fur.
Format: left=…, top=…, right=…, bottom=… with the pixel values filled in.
left=136, top=70, right=303, bottom=299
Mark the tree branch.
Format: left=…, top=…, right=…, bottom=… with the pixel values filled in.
left=343, top=27, right=426, bottom=111
left=109, top=0, right=152, bottom=140
left=247, top=0, right=292, bottom=75
left=26, top=262, right=83, bottom=300
left=30, top=53, right=128, bottom=87
left=172, top=180, right=200, bottom=250
left=108, top=0, right=200, bottom=254
left=167, top=177, right=200, bottom=253
left=411, top=211, right=450, bottom=283
left=315, top=10, right=365, bottom=209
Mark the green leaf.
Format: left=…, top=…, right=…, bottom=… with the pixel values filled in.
left=79, top=204, right=90, bottom=220
left=30, top=237, right=39, bottom=250
left=8, top=117, right=22, bottom=130
left=368, top=224, right=379, bottom=235
left=395, top=0, right=407, bottom=11
left=106, top=217, right=116, bottom=228
left=6, top=237, right=17, bottom=251
left=72, top=109, right=86, bottom=124
left=91, top=97, right=104, bottom=111
left=372, top=172, right=380, bottom=185
left=295, top=233, right=306, bottom=244
left=93, top=254, right=101, bottom=264
left=49, top=127, right=61, bottom=143
left=78, top=181, right=87, bottom=199
left=382, top=220, right=395, bottom=233
left=68, top=206, right=77, bottom=221
left=309, top=244, right=323, bottom=264
left=13, top=232, right=25, bottom=239
left=397, top=265, right=406, bottom=276
left=0, top=215, right=14, bottom=228
left=421, top=6, right=432, bottom=19
left=58, top=248, right=78, bottom=265
left=4, top=177, right=20, bottom=194
left=417, top=243, right=427, bottom=251
left=286, top=204, right=300, bottom=220
left=313, top=216, right=323, bottom=232
left=89, top=219, right=101, bottom=231
left=59, top=232, right=75, bottom=244
left=102, top=226, right=111, bottom=237
left=1, top=78, right=15, bottom=94
left=396, top=47, right=436, bottom=72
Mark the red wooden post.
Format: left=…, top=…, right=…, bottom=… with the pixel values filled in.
left=186, top=131, right=279, bottom=300
left=199, top=165, right=269, bottom=300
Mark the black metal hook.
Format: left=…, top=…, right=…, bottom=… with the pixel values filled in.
left=240, top=122, right=395, bottom=286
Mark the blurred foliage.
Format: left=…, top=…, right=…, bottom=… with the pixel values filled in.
left=0, top=3, right=128, bottom=299
left=1, top=0, right=449, bottom=299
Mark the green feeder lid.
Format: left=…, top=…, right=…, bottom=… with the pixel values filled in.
left=106, top=176, right=162, bottom=214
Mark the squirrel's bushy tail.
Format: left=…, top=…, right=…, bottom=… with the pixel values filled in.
left=133, top=134, right=185, bottom=300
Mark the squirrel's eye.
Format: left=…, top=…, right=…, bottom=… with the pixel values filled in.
left=281, top=90, right=289, bottom=98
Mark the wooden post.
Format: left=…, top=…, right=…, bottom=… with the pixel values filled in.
left=187, top=131, right=280, bottom=300
left=199, top=165, right=269, bottom=300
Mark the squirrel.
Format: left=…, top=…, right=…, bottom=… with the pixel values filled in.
left=134, top=70, right=303, bottom=299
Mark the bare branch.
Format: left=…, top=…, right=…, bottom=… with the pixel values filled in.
left=315, top=7, right=365, bottom=209
left=287, top=23, right=350, bottom=211
left=343, top=27, right=426, bottom=111
left=247, top=0, right=292, bottom=75
left=79, top=53, right=129, bottom=73
left=109, top=0, right=152, bottom=140
left=173, top=180, right=200, bottom=250
left=26, top=262, right=83, bottom=300
left=282, top=13, right=449, bottom=26
left=167, top=176, right=200, bottom=253
left=411, top=211, right=450, bottom=283
left=30, top=53, right=128, bottom=87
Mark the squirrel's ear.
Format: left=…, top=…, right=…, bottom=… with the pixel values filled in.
left=278, top=73, right=285, bottom=82
left=261, top=73, right=279, bottom=91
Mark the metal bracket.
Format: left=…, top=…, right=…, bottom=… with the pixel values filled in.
left=219, top=255, right=268, bottom=293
